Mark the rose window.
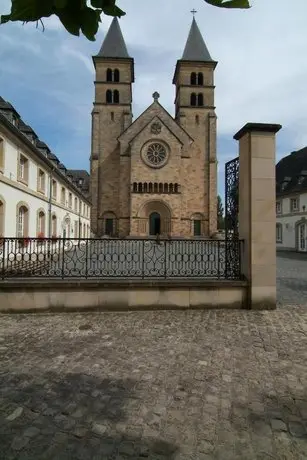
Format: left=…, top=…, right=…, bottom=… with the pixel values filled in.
left=146, top=143, right=167, bottom=166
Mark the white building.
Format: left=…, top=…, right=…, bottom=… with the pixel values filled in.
left=276, top=147, right=307, bottom=252
left=0, top=97, right=91, bottom=240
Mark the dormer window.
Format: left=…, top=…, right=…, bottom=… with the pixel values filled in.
left=78, top=178, right=84, bottom=186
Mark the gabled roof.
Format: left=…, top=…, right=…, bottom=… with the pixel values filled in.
left=118, top=100, right=193, bottom=157
left=276, top=147, right=307, bottom=196
left=181, top=17, right=213, bottom=62
left=97, top=17, right=130, bottom=58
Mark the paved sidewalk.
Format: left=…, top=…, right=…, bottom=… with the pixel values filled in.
left=1, top=309, right=307, bottom=459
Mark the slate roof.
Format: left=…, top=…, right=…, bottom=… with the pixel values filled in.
left=67, top=169, right=90, bottom=196
left=276, top=147, right=307, bottom=196
left=97, top=17, right=130, bottom=58
left=181, top=17, right=213, bottom=62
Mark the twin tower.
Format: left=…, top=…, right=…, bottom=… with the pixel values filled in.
left=90, top=17, right=218, bottom=238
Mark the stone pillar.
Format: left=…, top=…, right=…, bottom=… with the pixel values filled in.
left=234, top=123, right=282, bottom=310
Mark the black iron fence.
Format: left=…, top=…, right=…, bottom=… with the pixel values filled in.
left=0, top=237, right=243, bottom=280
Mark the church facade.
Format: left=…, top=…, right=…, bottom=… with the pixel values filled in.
left=90, top=17, right=218, bottom=238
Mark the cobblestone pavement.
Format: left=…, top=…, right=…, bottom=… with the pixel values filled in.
left=1, top=310, right=307, bottom=459
left=277, top=252, right=307, bottom=306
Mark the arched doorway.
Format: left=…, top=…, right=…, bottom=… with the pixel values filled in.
left=149, top=212, right=161, bottom=235
left=137, top=200, right=171, bottom=236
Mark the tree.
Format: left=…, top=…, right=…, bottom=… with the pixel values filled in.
left=0, top=0, right=251, bottom=42
left=217, top=195, right=224, bottom=230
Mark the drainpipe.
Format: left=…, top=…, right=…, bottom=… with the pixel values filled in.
left=48, top=168, right=54, bottom=238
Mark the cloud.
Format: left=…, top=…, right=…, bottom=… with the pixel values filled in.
left=0, top=0, right=307, bottom=184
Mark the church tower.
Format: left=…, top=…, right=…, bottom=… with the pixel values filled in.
left=90, top=18, right=134, bottom=236
left=173, top=16, right=218, bottom=235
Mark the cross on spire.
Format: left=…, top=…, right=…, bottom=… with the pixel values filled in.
left=191, top=9, right=197, bottom=16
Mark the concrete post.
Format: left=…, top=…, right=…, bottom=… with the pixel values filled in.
left=234, top=123, right=282, bottom=310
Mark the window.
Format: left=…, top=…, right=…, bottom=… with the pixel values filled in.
left=114, top=68, right=120, bottom=82
left=106, top=90, right=113, bottom=103
left=61, top=187, right=66, bottom=205
left=78, top=178, right=83, bottom=186
left=197, top=72, right=204, bottom=85
left=37, top=210, right=46, bottom=236
left=298, top=176, right=305, bottom=185
left=52, top=214, right=57, bottom=237
left=17, top=204, right=29, bottom=238
left=276, top=223, right=282, bottom=243
left=190, top=93, right=197, bottom=106
left=68, top=192, right=72, bottom=209
left=38, top=169, right=46, bottom=193
left=106, top=68, right=113, bottom=82
left=18, top=154, right=29, bottom=183
left=197, top=93, right=204, bottom=106
left=194, top=220, right=201, bottom=236
left=105, top=218, right=114, bottom=236
left=52, top=180, right=57, bottom=199
left=74, top=197, right=78, bottom=212
left=190, top=72, right=197, bottom=85
left=276, top=201, right=282, bottom=214
left=290, top=198, right=299, bottom=212
left=0, top=137, right=4, bottom=172
left=113, top=90, right=119, bottom=104
left=79, top=201, right=82, bottom=214
left=74, top=220, right=78, bottom=238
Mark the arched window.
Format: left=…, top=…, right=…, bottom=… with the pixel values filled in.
left=144, top=183, right=148, bottom=193
left=197, top=72, right=203, bottom=85
left=198, top=93, right=204, bottom=106
left=190, top=93, right=197, bottom=106
left=169, top=183, right=174, bottom=193
left=149, top=182, right=153, bottom=193
left=106, top=68, right=113, bottom=82
left=138, top=182, right=143, bottom=193
left=106, top=90, right=113, bottom=103
left=195, top=115, right=199, bottom=125
left=113, top=90, right=119, bottom=104
left=159, top=183, right=163, bottom=193
left=133, top=182, right=137, bottom=192
left=52, top=214, right=57, bottom=237
left=17, top=204, right=29, bottom=238
left=114, top=69, right=120, bottom=82
left=164, top=183, right=168, bottom=193
left=190, top=72, right=196, bottom=85
left=74, top=197, right=77, bottom=211
left=174, top=183, right=178, bottom=193
left=37, top=210, right=46, bottom=237
left=154, top=182, right=158, bottom=193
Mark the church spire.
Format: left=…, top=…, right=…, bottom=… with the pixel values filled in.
left=181, top=17, right=213, bottom=62
left=97, top=17, right=130, bottom=58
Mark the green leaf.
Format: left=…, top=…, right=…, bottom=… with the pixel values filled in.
left=80, top=7, right=100, bottom=41
left=205, top=0, right=251, bottom=8
left=54, top=0, right=67, bottom=9
left=1, top=0, right=54, bottom=22
left=91, top=0, right=125, bottom=16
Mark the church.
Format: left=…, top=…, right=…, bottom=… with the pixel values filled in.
left=90, top=16, right=218, bottom=238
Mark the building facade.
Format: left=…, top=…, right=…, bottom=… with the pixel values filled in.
left=0, top=97, right=91, bottom=240
left=276, top=147, right=307, bottom=252
left=90, top=17, right=218, bottom=238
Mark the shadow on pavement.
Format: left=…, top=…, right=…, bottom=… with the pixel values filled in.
left=0, top=372, right=178, bottom=459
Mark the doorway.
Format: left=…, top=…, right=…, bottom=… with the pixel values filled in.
left=149, top=212, right=161, bottom=235
left=105, top=218, right=114, bottom=236
left=298, top=222, right=307, bottom=252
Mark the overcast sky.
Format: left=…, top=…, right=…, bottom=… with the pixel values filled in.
left=1, top=0, right=307, bottom=197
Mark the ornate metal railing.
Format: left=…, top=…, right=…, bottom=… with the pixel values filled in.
left=0, top=237, right=243, bottom=280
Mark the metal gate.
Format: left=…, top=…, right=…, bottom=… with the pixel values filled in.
left=225, top=157, right=239, bottom=239
left=225, top=157, right=240, bottom=278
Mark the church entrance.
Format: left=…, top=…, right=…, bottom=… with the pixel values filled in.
left=149, top=212, right=161, bottom=235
